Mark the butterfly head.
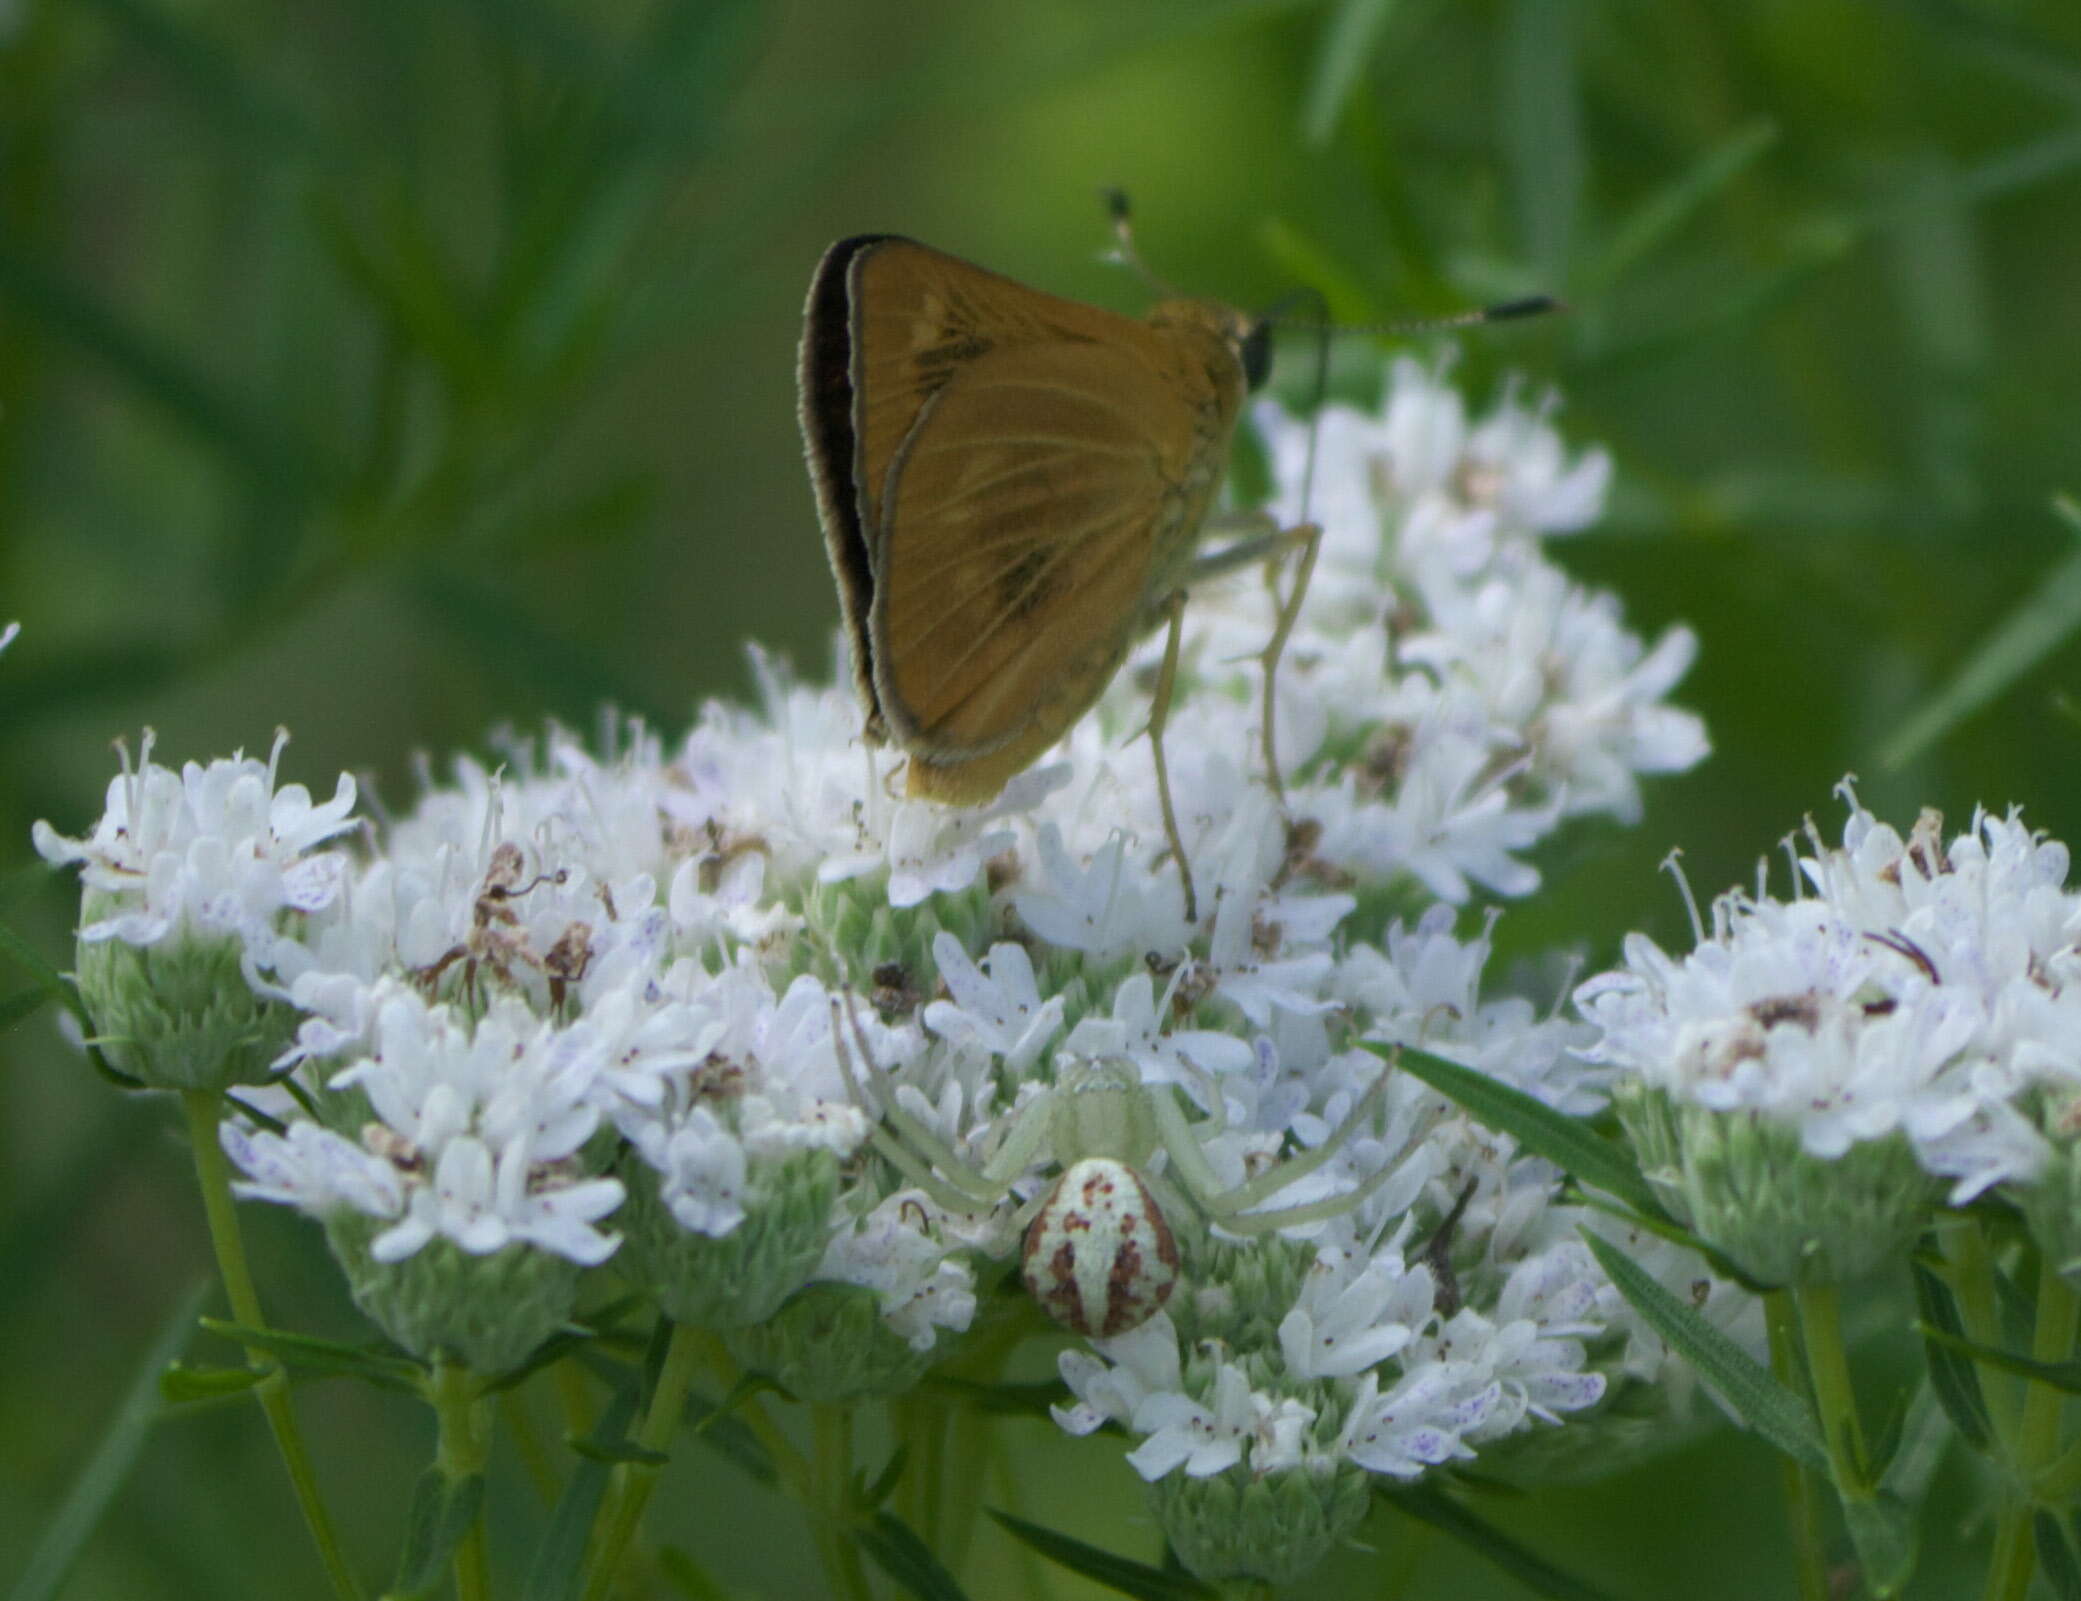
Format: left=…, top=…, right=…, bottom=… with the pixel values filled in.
left=1145, top=299, right=1275, bottom=395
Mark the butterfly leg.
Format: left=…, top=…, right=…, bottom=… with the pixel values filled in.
left=1257, top=520, right=1323, bottom=802
left=1146, top=589, right=1197, bottom=925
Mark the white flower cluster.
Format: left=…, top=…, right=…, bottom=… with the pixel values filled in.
left=1575, top=787, right=2081, bottom=1206
left=33, top=729, right=358, bottom=987
left=36, top=363, right=1718, bottom=1543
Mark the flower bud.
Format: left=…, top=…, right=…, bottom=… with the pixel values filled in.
left=1615, top=1082, right=1934, bottom=1286
left=617, top=1146, right=842, bottom=1329
left=1149, top=1458, right=1371, bottom=1586
left=325, top=1211, right=586, bottom=1375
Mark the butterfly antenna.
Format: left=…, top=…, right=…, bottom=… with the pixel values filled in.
left=1279, top=294, right=1567, bottom=337
left=1099, top=187, right=1185, bottom=299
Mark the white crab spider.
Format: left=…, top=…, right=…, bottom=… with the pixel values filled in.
left=835, top=1007, right=1403, bottom=1337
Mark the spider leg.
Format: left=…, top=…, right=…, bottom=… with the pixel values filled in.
left=977, top=1090, right=1059, bottom=1187
left=1197, top=1143, right=1416, bottom=1236
left=1156, top=1059, right=1394, bottom=1221
left=830, top=995, right=998, bottom=1208
left=863, top=1124, right=1005, bottom=1216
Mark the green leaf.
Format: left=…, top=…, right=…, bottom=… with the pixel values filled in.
left=393, top=1467, right=486, bottom=1598
left=84, top=0, right=326, bottom=158
left=683, top=1387, right=778, bottom=1487
left=2039, top=1510, right=2081, bottom=1601
left=854, top=1511, right=972, bottom=1601
left=1909, top=1259, right=1992, bottom=1449
left=1918, top=1323, right=2081, bottom=1395
left=0, top=915, right=71, bottom=1001
left=1581, top=1230, right=1827, bottom=1469
left=199, top=1318, right=424, bottom=1392
left=0, top=243, right=325, bottom=495
left=654, top=1545, right=729, bottom=1599
left=1299, top=0, right=1398, bottom=148
left=1499, top=0, right=1584, bottom=280
left=9, top=1281, right=207, bottom=1601
left=861, top=1445, right=909, bottom=1512
left=986, top=1509, right=1218, bottom=1601
left=1875, top=1380, right=1952, bottom=1511
left=1255, top=217, right=1383, bottom=327
left=0, top=642, right=189, bottom=731
left=1882, top=526, right=2081, bottom=770
left=480, top=1314, right=618, bottom=1393
left=1382, top=1482, right=1631, bottom=1601
left=409, top=569, right=654, bottom=722
left=925, top=1375, right=1069, bottom=1419
left=158, top=1362, right=264, bottom=1405
left=1586, top=118, right=1778, bottom=293
left=0, top=985, right=50, bottom=1029
left=567, top=1435, right=669, bottom=1467
left=1379, top=1044, right=1669, bottom=1223
left=522, top=1386, right=638, bottom=1601
left=1841, top=1491, right=1918, bottom=1598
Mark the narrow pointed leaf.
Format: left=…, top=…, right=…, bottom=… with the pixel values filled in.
left=1300, top=0, right=1398, bottom=147
left=393, top=1468, right=486, bottom=1597
left=1588, top=119, right=1778, bottom=291
left=683, top=1389, right=777, bottom=1486
left=1882, top=544, right=2081, bottom=769
left=1382, top=1483, right=1629, bottom=1600
left=861, top=1445, right=909, bottom=1511
left=1582, top=1230, right=1826, bottom=1469
left=1500, top=0, right=1584, bottom=278
left=0, top=244, right=323, bottom=493
left=158, top=1362, right=264, bottom=1405
left=1381, top=1044, right=1669, bottom=1223
left=567, top=1435, right=669, bottom=1467
left=0, top=916, right=70, bottom=998
left=0, top=986, right=50, bottom=1028
left=199, top=1318, right=425, bottom=1389
left=854, top=1511, right=971, bottom=1601
left=11, top=1282, right=206, bottom=1601
left=986, top=1509, right=1218, bottom=1601
left=926, top=1375, right=1068, bottom=1419
left=1841, top=1491, right=1918, bottom=1597
left=654, top=1546, right=728, bottom=1599
left=1909, top=1259, right=1992, bottom=1448
left=522, top=1387, right=638, bottom=1601
left=1918, top=1324, right=2081, bottom=1394
left=1876, top=1381, right=1952, bottom=1510
left=2039, top=1510, right=2081, bottom=1601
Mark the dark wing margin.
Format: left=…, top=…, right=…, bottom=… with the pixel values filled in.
left=797, top=234, right=903, bottom=727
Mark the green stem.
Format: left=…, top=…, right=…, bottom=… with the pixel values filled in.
left=1766, top=1289, right=1829, bottom=1601
left=1794, top=1282, right=1871, bottom=1498
left=890, top=1393, right=947, bottom=1549
left=936, top=1298, right=1032, bottom=1576
left=180, top=1089, right=364, bottom=1601
left=703, top=1337, right=812, bottom=1497
left=578, top=1321, right=707, bottom=1601
left=811, top=1404, right=872, bottom=1601
left=1982, top=1507, right=2033, bottom=1601
left=1940, top=1216, right=2022, bottom=1443
left=2019, top=1257, right=2078, bottom=1479
left=2030, top=1433, right=2081, bottom=1503
left=1983, top=1254, right=2081, bottom=1601
left=430, top=1360, right=492, bottom=1601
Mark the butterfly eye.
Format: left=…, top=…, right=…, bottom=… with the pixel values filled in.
left=1239, top=321, right=1273, bottom=392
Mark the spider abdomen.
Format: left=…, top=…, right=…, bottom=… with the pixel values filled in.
left=1021, top=1157, right=1181, bottom=1337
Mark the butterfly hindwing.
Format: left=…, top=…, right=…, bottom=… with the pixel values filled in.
left=871, top=339, right=1206, bottom=780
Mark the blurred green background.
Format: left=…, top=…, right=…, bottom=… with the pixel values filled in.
left=4, top=0, right=2080, bottom=1595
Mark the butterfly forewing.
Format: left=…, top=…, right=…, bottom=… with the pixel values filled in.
left=800, top=233, right=1254, bottom=805
left=874, top=342, right=1194, bottom=754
